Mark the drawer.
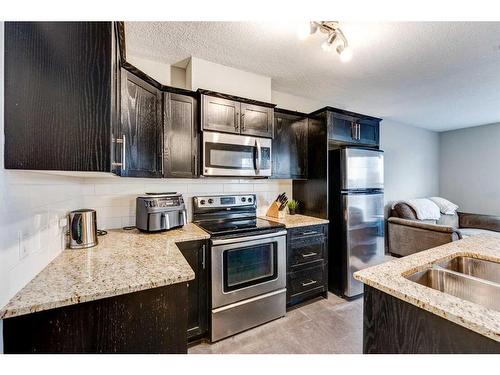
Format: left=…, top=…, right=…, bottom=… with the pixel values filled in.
left=288, top=234, right=325, bottom=268
left=287, top=264, right=326, bottom=298
left=289, top=224, right=326, bottom=239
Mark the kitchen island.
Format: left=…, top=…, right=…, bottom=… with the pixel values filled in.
left=354, top=234, right=500, bottom=354
left=0, top=224, right=209, bottom=353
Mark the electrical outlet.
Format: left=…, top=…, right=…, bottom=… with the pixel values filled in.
left=18, top=231, right=28, bottom=260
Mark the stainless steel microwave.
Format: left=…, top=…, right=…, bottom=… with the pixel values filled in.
left=202, top=131, right=272, bottom=177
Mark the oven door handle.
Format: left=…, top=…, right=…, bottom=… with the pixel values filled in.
left=255, top=139, right=261, bottom=175
left=211, top=230, right=287, bottom=246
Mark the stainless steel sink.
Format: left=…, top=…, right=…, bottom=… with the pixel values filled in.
left=437, top=256, right=500, bottom=284
left=406, top=258, right=500, bottom=312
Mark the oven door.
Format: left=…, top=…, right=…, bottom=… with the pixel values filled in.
left=211, top=231, right=287, bottom=308
left=202, top=131, right=272, bottom=177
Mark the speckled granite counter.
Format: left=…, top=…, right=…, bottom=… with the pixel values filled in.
left=261, top=214, right=329, bottom=228
left=0, top=224, right=209, bottom=319
left=354, top=234, right=500, bottom=342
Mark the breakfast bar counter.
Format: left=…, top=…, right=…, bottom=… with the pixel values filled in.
left=354, top=234, right=500, bottom=353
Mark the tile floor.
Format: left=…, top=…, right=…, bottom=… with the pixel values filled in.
left=189, top=293, right=363, bottom=354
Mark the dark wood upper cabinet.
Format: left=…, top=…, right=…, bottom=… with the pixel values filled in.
left=311, top=107, right=381, bottom=147
left=201, top=95, right=240, bottom=134
left=164, top=92, right=199, bottom=178
left=176, top=240, right=208, bottom=342
left=272, top=110, right=308, bottom=179
left=199, top=90, right=275, bottom=138
left=119, top=69, right=163, bottom=178
left=240, top=103, right=274, bottom=138
left=4, top=22, right=119, bottom=171
left=357, top=118, right=380, bottom=146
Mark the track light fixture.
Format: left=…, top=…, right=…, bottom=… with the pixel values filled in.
left=297, top=21, right=352, bottom=62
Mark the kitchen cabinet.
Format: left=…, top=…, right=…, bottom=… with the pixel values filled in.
left=119, top=68, right=163, bottom=177
left=164, top=92, right=199, bottom=178
left=286, top=224, right=328, bottom=307
left=311, top=107, right=381, bottom=147
left=272, top=109, right=308, bottom=179
left=177, top=240, right=209, bottom=342
left=4, top=22, right=120, bottom=172
left=3, top=283, right=188, bottom=353
left=200, top=90, right=275, bottom=138
left=240, top=103, right=274, bottom=138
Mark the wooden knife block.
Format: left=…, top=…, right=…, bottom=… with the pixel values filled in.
left=266, top=201, right=286, bottom=219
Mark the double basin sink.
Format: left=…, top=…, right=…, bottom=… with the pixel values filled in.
left=406, top=256, right=500, bottom=312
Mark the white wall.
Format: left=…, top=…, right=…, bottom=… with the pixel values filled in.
left=271, top=90, right=330, bottom=113
left=188, top=57, right=272, bottom=102
left=440, top=122, right=500, bottom=215
left=380, top=120, right=440, bottom=208
left=127, top=54, right=171, bottom=85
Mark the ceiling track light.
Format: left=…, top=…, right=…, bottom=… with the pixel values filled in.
left=299, top=21, right=352, bottom=62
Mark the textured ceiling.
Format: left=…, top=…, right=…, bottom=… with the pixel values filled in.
left=125, top=22, right=500, bottom=131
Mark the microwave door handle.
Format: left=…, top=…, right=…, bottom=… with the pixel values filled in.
left=255, top=139, right=261, bottom=174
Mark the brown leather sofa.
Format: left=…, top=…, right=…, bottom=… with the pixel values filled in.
left=388, top=202, right=500, bottom=257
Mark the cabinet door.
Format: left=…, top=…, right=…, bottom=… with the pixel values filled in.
left=119, top=69, right=163, bottom=177
left=202, top=95, right=240, bottom=134
left=240, top=103, right=274, bottom=138
left=328, top=112, right=357, bottom=143
left=357, top=118, right=380, bottom=146
left=4, top=22, right=114, bottom=171
left=177, top=240, right=208, bottom=342
left=272, top=112, right=308, bottom=179
left=164, top=93, right=198, bottom=178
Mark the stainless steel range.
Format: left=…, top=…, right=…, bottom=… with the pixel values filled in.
left=193, top=194, right=287, bottom=342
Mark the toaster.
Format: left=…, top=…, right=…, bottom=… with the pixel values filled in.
left=136, top=193, right=187, bottom=232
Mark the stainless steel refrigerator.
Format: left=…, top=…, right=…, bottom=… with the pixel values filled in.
left=329, top=147, right=386, bottom=298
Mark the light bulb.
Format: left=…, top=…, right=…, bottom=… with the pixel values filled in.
left=338, top=45, right=353, bottom=62
left=321, top=40, right=333, bottom=52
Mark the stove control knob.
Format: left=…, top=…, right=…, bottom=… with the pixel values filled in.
left=241, top=197, right=246, bottom=202
left=200, top=199, right=206, bottom=205
left=208, top=198, right=214, bottom=204
left=248, top=197, right=252, bottom=203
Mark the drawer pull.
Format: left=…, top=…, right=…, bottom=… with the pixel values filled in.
left=301, top=252, right=318, bottom=258
left=300, top=230, right=318, bottom=236
left=301, top=279, right=318, bottom=287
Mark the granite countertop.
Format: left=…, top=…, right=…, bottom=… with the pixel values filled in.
left=0, top=223, right=210, bottom=319
left=354, top=234, right=500, bottom=342
left=261, top=214, right=329, bottom=228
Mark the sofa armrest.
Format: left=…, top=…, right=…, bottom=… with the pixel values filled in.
left=388, top=217, right=461, bottom=257
left=388, top=217, right=456, bottom=233
left=458, top=212, right=500, bottom=233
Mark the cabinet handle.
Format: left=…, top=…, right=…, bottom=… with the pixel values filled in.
left=301, top=279, right=317, bottom=287
left=301, top=252, right=318, bottom=258
left=202, top=244, right=206, bottom=270
left=241, top=112, right=245, bottom=131
left=122, top=134, right=126, bottom=170
left=356, top=123, right=361, bottom=140
left=351, top=122, right=356, bottom=139
left=111, top=136, right=126, bottom=170
left=300, top=230, right=317, bottom=236
left=235, top=112, right=239, bottom=131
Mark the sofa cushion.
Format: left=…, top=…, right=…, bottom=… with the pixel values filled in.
left=457, top=228, right=500, bottom=238
left=437, top=213, right=459, bottom=228
left=393, top=202, right=418, bottom=220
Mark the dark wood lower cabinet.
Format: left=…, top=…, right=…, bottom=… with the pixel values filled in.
left=3, top=283, right=188, bottom=354
left=286, top=224, right=328, bottom=308
left=177, top=240, right=209, bottom=342
left=363, top=285, right=500, bottom=354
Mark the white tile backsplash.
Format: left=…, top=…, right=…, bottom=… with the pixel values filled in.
left=83, top=177, right=293, bottom=227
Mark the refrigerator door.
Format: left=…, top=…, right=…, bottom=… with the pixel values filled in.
left=343, top=192, right=385, bottom=297
left=341, top=148, right=384, bottom=191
